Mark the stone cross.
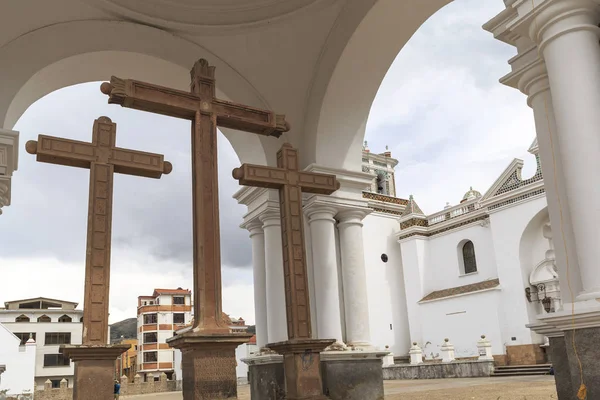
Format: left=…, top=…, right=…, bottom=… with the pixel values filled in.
left=100, top=59, right=289, bottom=334
left=233, top=143, right=340, bottom=399
left=26, top=117, right=172, bottom=345
left=26, top=117, right=171, bottom=400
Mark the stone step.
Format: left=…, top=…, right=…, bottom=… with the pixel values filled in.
left=491, top=371, right=550, bottom=376
left=492, top=363, right=552, bottom=377
left=495, top=364, right=551, bottom=370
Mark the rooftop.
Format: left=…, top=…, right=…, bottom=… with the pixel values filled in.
left=3, top=297, right=79, bottom=310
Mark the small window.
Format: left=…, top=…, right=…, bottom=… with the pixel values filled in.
left=43, top=354, right=70, bottom=367
left=381, top=254, right=388, bottom=263
left=173, top=296, right=185, bottom=305
left=143, top=332, right=157, bottom=344
left=461, top=240, right=478, bottom=274
left=58, top=315, right=72, bottom=323
left=173, top=313, right=185, bottom=324
left=376, top=174, right=386, bottom=195
left=50, top=379, right=63, bottom=389
left=143, top=314, right=157, bottom=324
left=16, top=315, right=30, bottom=323
left=37, top=315, right=51, bottom=323
left=144, top=351, right=158, bottom=363
left=80, top=317, right=83, bottom=323
left=14, top=332, right=36, bottom=345
left=45, top=332, right=71, bottom=345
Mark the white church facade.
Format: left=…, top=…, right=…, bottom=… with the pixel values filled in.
left=362, top=140, right=558, bottom=365
left=237, top=138, right=559, bottom=367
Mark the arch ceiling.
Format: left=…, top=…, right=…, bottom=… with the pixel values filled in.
left=0, top=0, right=459, bottom=169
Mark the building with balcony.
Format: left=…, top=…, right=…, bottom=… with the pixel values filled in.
left=0, top=297, right=83, bottom=389
left=136, top=288, right=192, bottom=381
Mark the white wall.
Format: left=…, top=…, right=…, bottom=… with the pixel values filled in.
left=419, top=289, right=504, bottom=358
left=0, top=324, right=36, bottom=396
left=399, top=237, right=428, bottom=345
left=362, top=213, right=410, bottom=355
left=490, top=196, right=547, bottom=347
left=422, top=223, right=498, bottom=295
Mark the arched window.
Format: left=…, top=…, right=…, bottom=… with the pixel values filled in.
left=37, top=315, right=51, bottom=323
left=16, top=314, right=30, bottom=322
left=462, top=241, right=477, bottom=274
left=376, top=174, right=386, bottom=195
left=58, top=315, right=72, bottom=323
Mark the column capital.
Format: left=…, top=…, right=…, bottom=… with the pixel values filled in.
left=510, top=0, right=600, bottom=53
left=304, top=202, right=338, bottom=222
left=245, top=220, right=264, bottom=238
left=258, top=208, right=281, bottom=226
left=336, top=209, right=370, bottom=227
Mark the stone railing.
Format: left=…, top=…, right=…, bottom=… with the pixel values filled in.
left=427, top=201, right=480, bottom=226
left=34, top=374, right=182, bottom=400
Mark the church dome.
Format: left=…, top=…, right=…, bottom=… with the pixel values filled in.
left=462, top=186, right=482, bottom=202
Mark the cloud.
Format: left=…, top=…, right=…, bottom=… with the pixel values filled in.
left=365, top=0, right=537, bottom=213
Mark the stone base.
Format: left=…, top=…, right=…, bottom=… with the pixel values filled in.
left=167, top=331, right=252, bottom=399
left=382, top=360, right=495, bottom=380
left=242, top=354, right=285, bottom=400
left=564, top=327, right=600, bottom=399
left=267, top=339, right=334, bottom=400
left=61, top=344, right=131, bottom=400
left=505, top=344, right=547, bottom=365
left=548, top=336, right=573, bottom=400
left=321, top=350, right=387, bottom=400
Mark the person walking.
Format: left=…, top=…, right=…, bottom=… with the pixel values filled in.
left=114, top=379, right=121, bottom=400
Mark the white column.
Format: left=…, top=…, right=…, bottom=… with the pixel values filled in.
left=519, top=61, right=583, bottom=301
left=532, top=1, right=600, bottom=299
left=307, top=205, right=345, bottom=347
left=247, top=221, right=268, bottom=349
left=337, top=210, right=371, bottom=348
left=260, top=211, right=288, bottom=343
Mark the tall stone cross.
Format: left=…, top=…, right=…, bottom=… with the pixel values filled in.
left=100, top=59, right=289, bottom=334
left=25, top=116, right=172, bottom=399
left=100, top=59, right=289, bottom=399
left=233, top=143, right=340, bottom=400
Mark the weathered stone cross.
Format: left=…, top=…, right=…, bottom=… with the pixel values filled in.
left=26, top=116, right=171, bottom=399
left=100, top=59, right=289, bottom=398
left=233, top=143, right=340, bottom=399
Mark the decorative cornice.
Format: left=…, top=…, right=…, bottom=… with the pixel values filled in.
left=397, top=214, right=490, bottom=241
left=362, top=191, right=408, bottom=206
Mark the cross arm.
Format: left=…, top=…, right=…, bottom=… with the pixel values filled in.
left=298, top=172, right=340, bottom=195
left=101, top=77, right=199, bottom=120
left=111, top=147, right=173, bottom=179
left=213, top=99, right=290, bottom=138
left=232, top=164, right=288, bottom=189
left=25, top=135, right=96, bottom=169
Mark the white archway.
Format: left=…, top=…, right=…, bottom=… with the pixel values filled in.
left=0, top=20, right=272, bottom=164
left=302, top=0, right=452, bottom=170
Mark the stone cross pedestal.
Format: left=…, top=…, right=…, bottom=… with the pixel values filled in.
left=409, top=343, right=423, bottom=365
left=26, top=117, right=171, bottom=399
left=441, top=339, right=455, bottom=363
left=477, top=335, right=493, bottom=361
left=101, top=58, right=287, bottom=398
left=233, top=143, right=341, bottom=399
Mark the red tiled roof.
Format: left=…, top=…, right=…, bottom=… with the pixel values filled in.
left=249, top=335, right=257, bottom=345
left=420, top=279, right=500, bottom=302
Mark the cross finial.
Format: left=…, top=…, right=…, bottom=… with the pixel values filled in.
left=191, top=58, right=215, bottom=80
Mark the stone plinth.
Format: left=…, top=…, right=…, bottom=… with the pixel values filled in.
left=548, top=336, right=573, bottom=400
left=321, top=350, right=387, bottom=400
left=564, top=327, right=600, bottom=399
left=61, top=344, right=130, bottom=400
left=267, top=339, right=334, bottom=400
left=168, top=332, right=252, bottom=399
left=382, top=360, right=494, bottom=380
left=242, top=353, right=285, bottom=400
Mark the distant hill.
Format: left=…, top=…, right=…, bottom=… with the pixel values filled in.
left=110, top=318, right=137, bottom=342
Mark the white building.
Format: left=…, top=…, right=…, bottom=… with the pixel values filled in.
left=238, top=139, right=557, bottom=366
left=0, top=298, right=83, bottom=389
left=365, top=139, right=556, bottom=365
left=137, top=288, right=192, bottom=381
left=0, top=129, right=19, bottom=216
left=0, top=323, right=36, bottom=397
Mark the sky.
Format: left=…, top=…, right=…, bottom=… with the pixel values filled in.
left=0, top=0, right=538, bottom=325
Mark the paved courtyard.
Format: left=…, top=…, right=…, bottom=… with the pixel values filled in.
left=125, top=376, right=557, bottom=400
